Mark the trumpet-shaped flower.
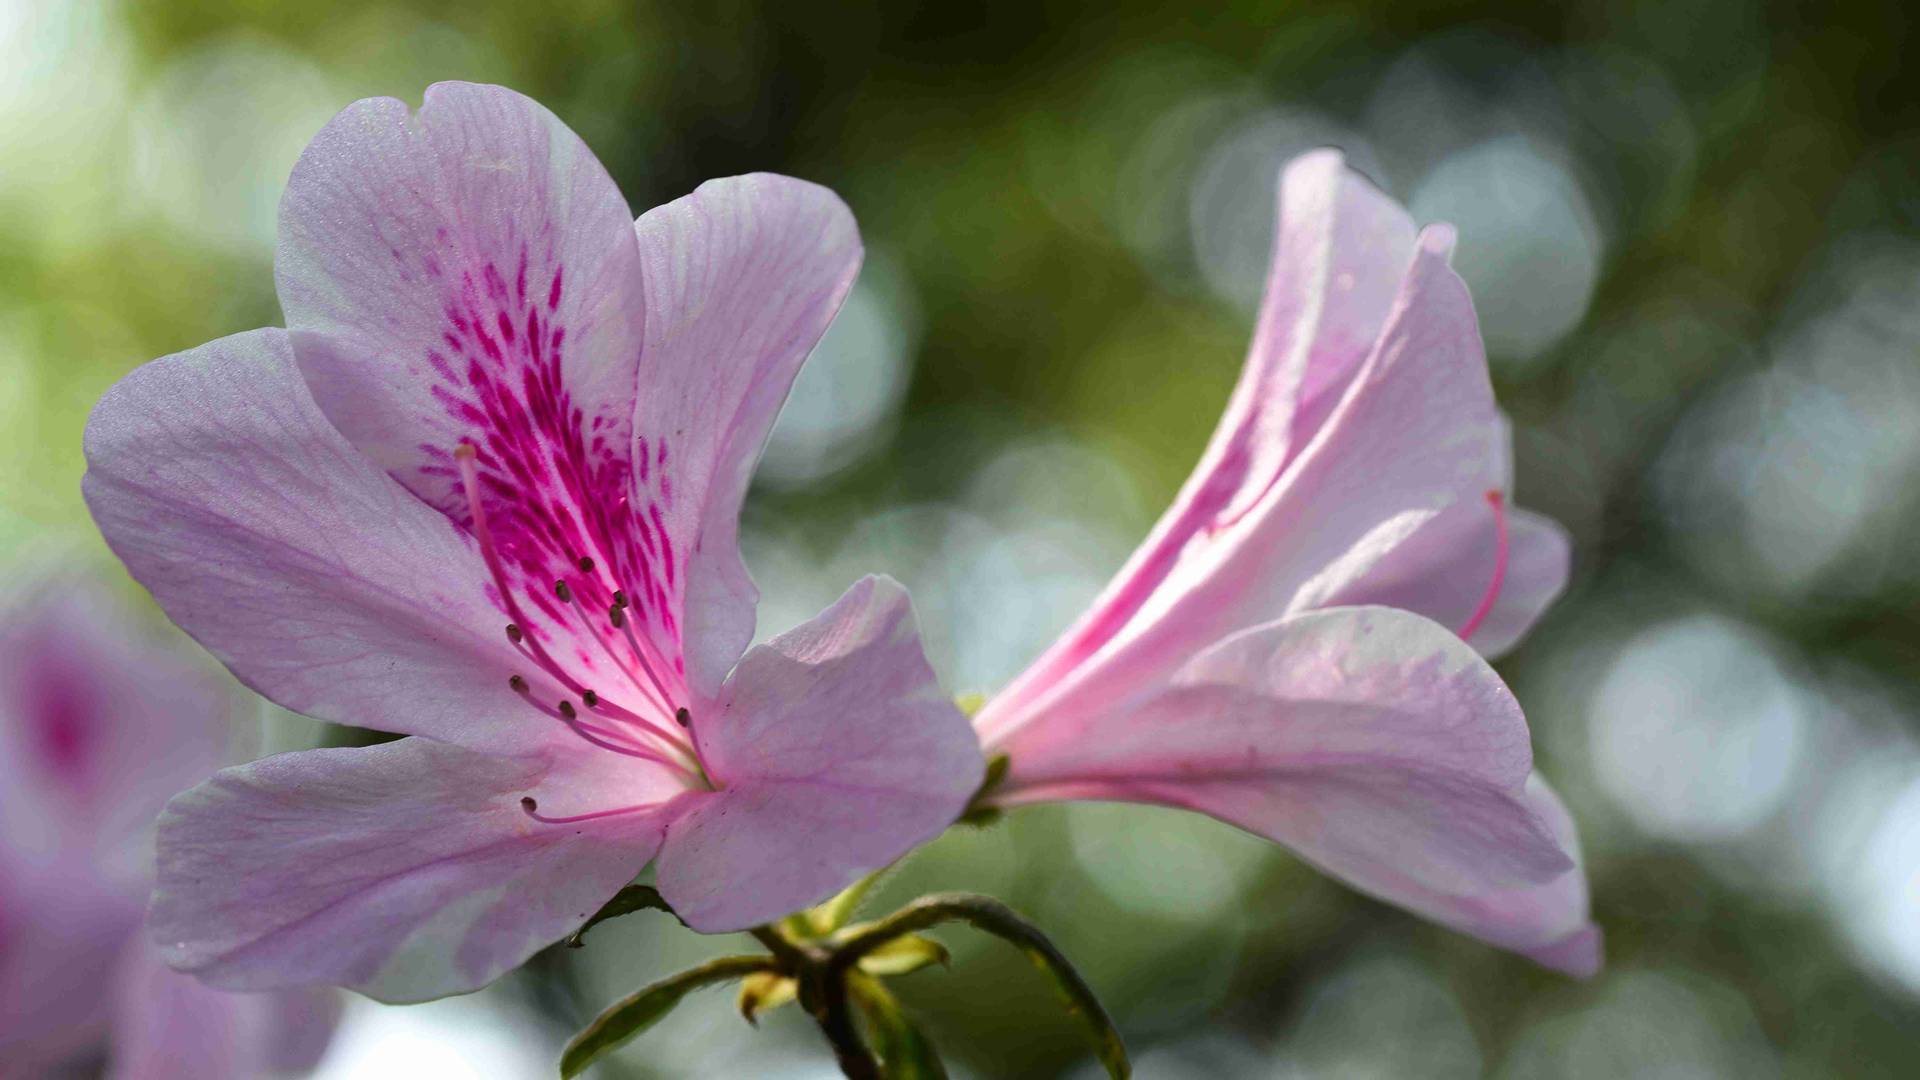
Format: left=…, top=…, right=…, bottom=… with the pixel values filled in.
left=84, top=82, right=983, bottom=1003
left=0, top=583, right=338, bottom=1078
left=971, top=150, right=1597, bottom=976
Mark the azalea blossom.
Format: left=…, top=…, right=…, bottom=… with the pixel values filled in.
left=0, top=582, right=338, bottom=1077
left=971, top=150, right=1598, bottom=975
left=83, top=82, right=983, bottom=1003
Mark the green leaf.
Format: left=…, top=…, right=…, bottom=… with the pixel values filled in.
left=849, top=932, right=949, bottom=977
left=805, top=867, right=887, bottom=936
left=559, top=955, right=773, bottom=1078
left=849, top=973, right=949, bottom=1079
left=833, top=893, right=1129, bottom=1079
left=566, top=884, right=676, bottom=948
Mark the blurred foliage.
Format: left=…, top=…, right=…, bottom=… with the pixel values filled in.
left=6, top=0, right=1920, bottom=1076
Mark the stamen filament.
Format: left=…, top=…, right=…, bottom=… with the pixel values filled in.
left=520, top=796, right=664, bottom=825
left=609, top=603, right=682, bottom=712
left=1457, top=489, right=1511, bottom=642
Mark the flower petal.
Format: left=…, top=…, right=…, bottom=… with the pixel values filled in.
left=979, top=149, right=1415, bottom=735
left=991, top=223, right=1509, bottom=735
left=0, top=583, right=228, bottom=854
left=993, top=606, right=1591, bottom=967
left=0, top=857, right=139, bottom=1072
left=83, top=328, right=563, bottom=755
left=1325, top=501, right=1571, bottom=660
left=630, top=174, right=862, bottom=701
left=656, top=576, right=982, bottom=931
left=277, top=82, right=681, bottom=706
left=108, top=938, right=341, bottom=1080
left=150, top=738, right=677, bottom=1002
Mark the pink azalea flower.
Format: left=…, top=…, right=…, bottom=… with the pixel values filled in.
left=83, top=82, right=983, bottom=1003
left=0, top=583, right=338, bottom=1078
left=971, top=150, right=1599, bottom=976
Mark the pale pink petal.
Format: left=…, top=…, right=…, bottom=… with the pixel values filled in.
left=0, top=584, right=228, bottom=859
left=107, top=938, right=341, bottom=1080
left=988, top=225, right=1506, bottom=735
left=1325, top=502, right=1571, bottom=660
left=979, top=150, right=1416, bottom=734
left=279, top=81, right=643, bottom=545
left=992, top=607, right=1589, bottom=966
left=276, top=83, right=684, bottom=710
left=631, top=174, right=862, bottom=701
left=83, top=329, right=563, bottom=756
left=150, top=738, right=679, bottom=1003
left=0, top=857, right=139, bottom=1072
left=656, top=577, right=982, bottom=931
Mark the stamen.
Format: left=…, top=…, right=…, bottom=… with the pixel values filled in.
left=551, top=586, right=678, bottom=724
left=603, top=601, right=681, bottom=718
left=454, top=443, right=698, bottom=775
left=1456, top=490, right=1511, bottom=642
left=675, top=707, right=691, bottom=728
left=521, top=796, right=663, bottom=825
left=510, top=678, right=685, bottom=768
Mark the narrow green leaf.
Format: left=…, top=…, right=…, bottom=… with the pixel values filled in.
left=567, top=884, right=676, bottom=948
left=806, top=866, right=888, bottom=936
left=850, top=932, right=949, bottom=977
left=559, top=955, right=773, bottom=1078
left=849, top=973, right=949, bottom=1079
left=833, top=893, right=1129, bottom=1079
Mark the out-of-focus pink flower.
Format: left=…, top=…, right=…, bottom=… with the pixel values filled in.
left=83, top=82, right=982, bottom=1004
left=0, top=584, right=339, bottom=1078
left=972, top=150, right=1598, bottom=976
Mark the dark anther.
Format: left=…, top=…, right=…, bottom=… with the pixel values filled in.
left=506, top=623, right=523, bottom=644
left=612, top=589, right=628, bottom=609
left=559, top=700, right=578, bottom=719
left=578, top=556, right=596, bottom=573
left=508, top=674, right=528, bottom=693
left=608, top=605, right=626, bottom=629
left=555, top=580, right=573, bottom=603
left=520, top=796, right=538, bottom=811
left=674, top=707, right=691, bottom=728
left=582, top=689, right=599, bottom=708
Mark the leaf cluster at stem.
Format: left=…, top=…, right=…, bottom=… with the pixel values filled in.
left=557, top=880, right=1129, bottom=1079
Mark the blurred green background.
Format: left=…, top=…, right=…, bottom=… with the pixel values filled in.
left=7, top=0, right=1920, bottom=1076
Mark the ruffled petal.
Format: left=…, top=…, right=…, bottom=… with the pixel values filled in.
left=630, top=174, right=862, bottom=701
left=83, top=328, right=563, bottom=755
left=107, top=938, right=341, bottom=1080
left=276, top=82, right=683, bottom=711
left=149, top=738, right=678, bottom=1003
left=656, top=577, right=981, bottom=931
left=993, top=607, right=1592, bottom=970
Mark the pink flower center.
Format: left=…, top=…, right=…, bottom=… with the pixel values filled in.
left=1455, top=489, right=1510, bottom=642
left=455, top=445, right=706, bottom=789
